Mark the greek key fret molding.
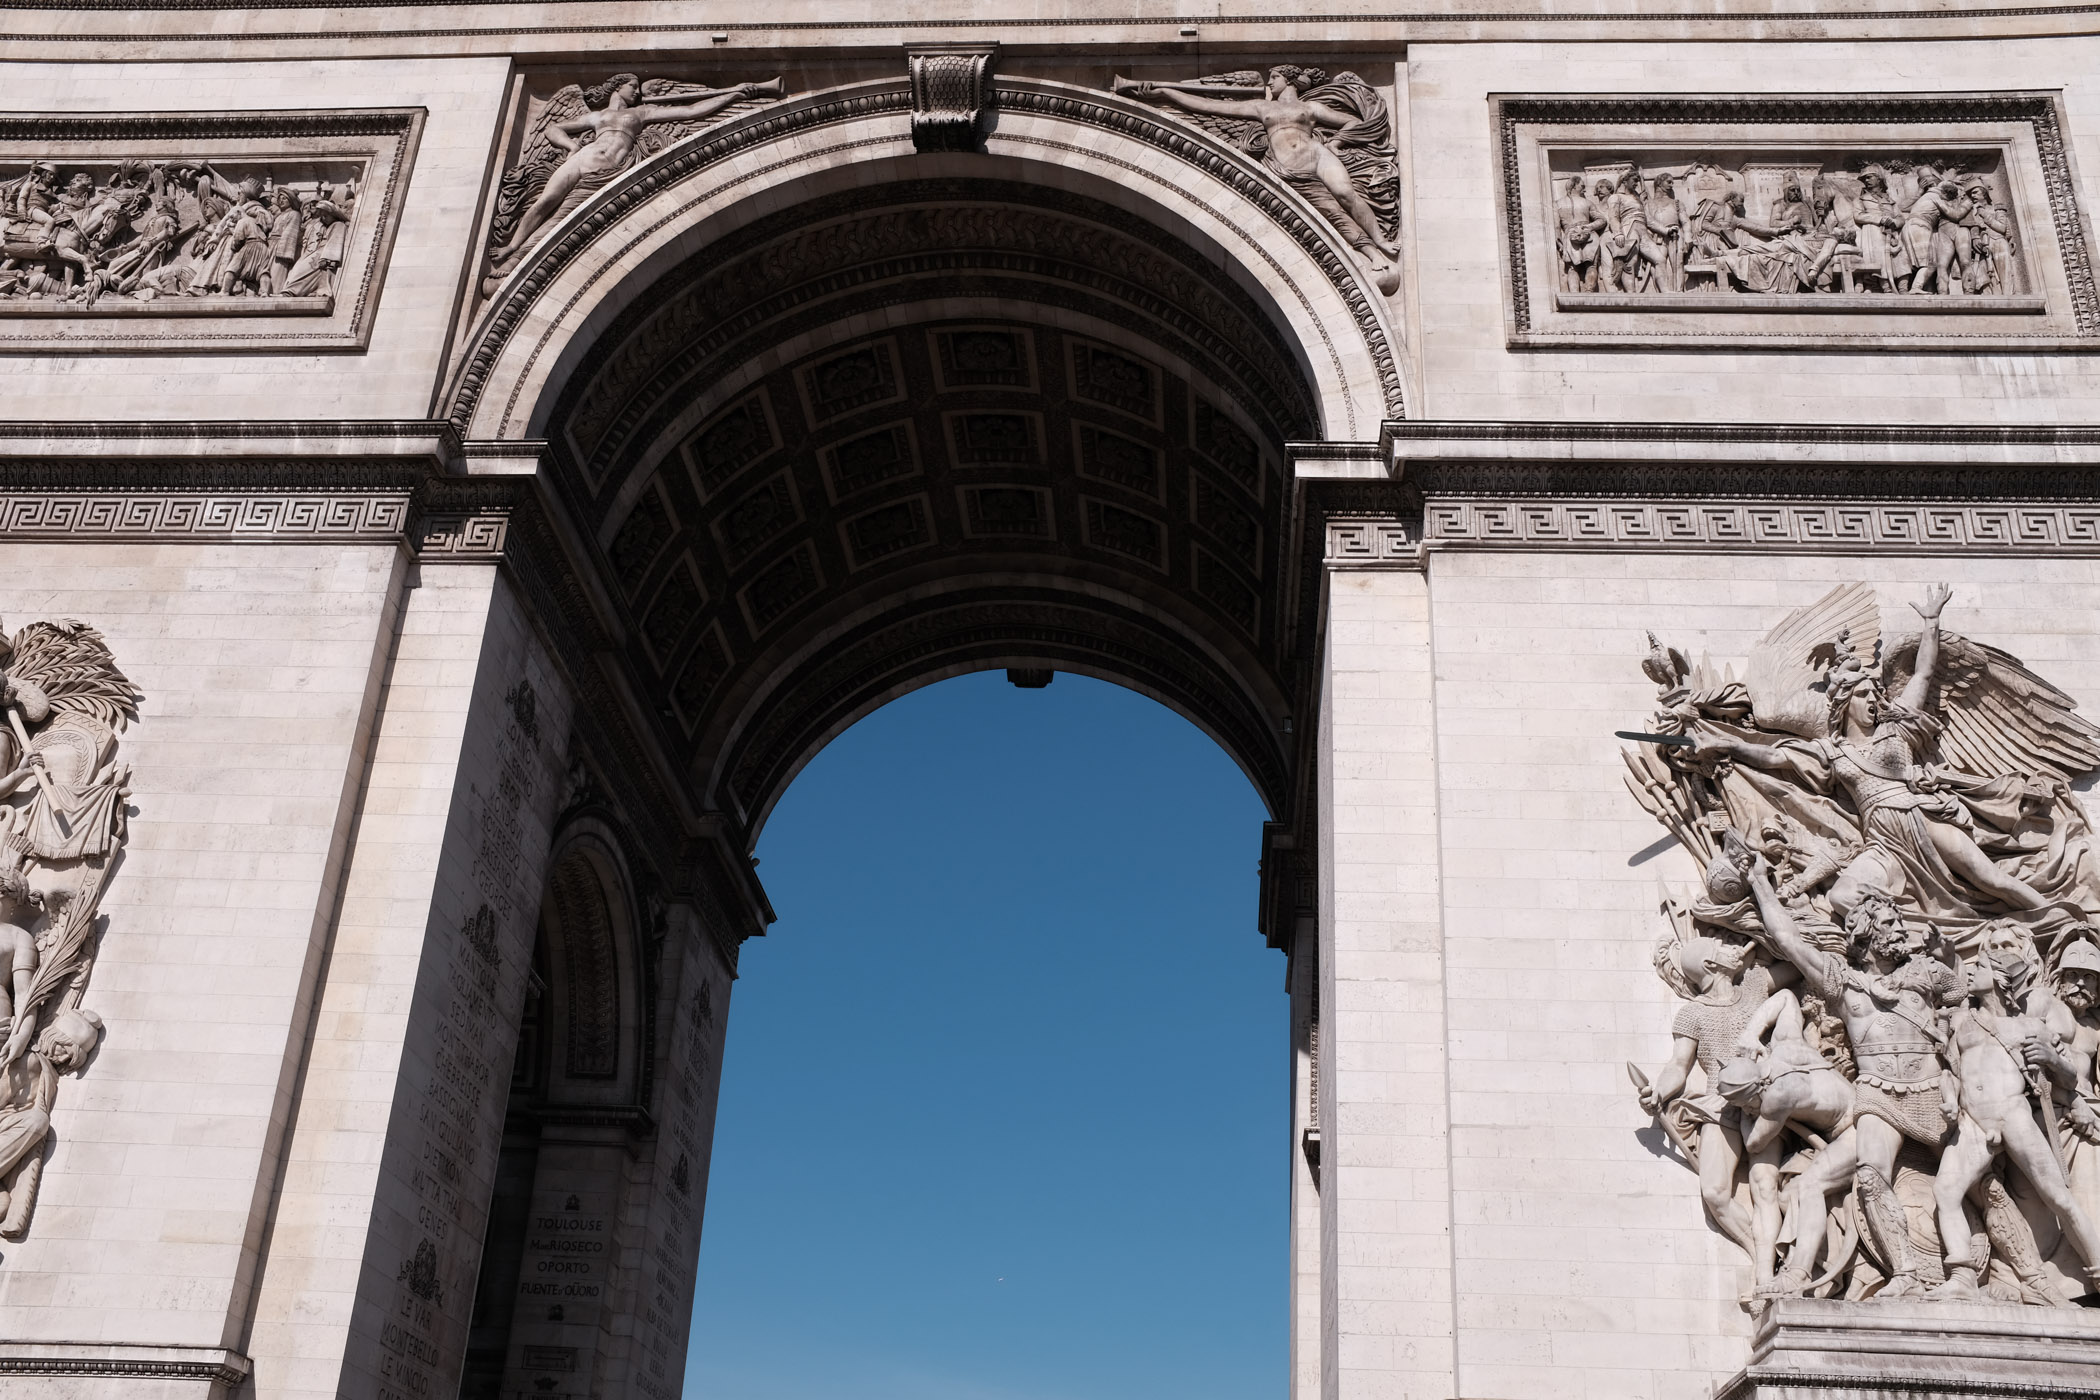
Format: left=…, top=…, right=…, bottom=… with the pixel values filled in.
left=1425, top=498, right=2100, bottom=552
left=0, top=490, right=410, bottom=540
left=415, top=507, right=511, bottom=561
left=1324, top=513, right=1417, bottom=568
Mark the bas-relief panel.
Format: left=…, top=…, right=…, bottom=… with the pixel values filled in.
left=0, top=110, right=422, bottom=351
left=1494, top=94, right=2099, bottom=348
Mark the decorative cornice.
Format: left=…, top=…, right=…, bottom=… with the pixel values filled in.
left=1719, top=1368, right=2100, bottom=1400
left=11, top=4, right=2100, bottom=22
left=1386, top=419, right=2100, bottom=474
left=0, top=418, right=459, bottom=445
left=0, top=1343, right=251, bottom=1387
left=0, top=110, right=413, bottom=140
left=415, top=506, right=511, bottom=561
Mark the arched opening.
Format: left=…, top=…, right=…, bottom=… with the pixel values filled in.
left=691, top=672, right=1282, bottom=1397
left=456, top=86, right=1351, bottom=1397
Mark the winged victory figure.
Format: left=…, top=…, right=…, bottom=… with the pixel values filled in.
left=1622, top=585, right=2100, bottom=1309
left=483, top=72, right=785, bottom=284
left=1113, top=66, right=1403, bottom=296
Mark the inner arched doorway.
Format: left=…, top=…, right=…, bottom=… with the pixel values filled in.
left=450, top=81, right=1368, bottom=1398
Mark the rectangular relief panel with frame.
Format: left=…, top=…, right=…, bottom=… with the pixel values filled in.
left=1491, top=92, right=2097, bottom=349
left=0, top=108, right=423, bottom=352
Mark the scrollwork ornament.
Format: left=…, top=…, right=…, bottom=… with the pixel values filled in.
left=1624, top=585, right=2100, bottom=1309
left=0, top=617, right=139, bottom=1243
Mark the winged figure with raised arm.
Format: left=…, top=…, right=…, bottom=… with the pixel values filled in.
left=1622, top=584, right=2100, bottom=1308
left=1678, top=583, right=2100, bottom=938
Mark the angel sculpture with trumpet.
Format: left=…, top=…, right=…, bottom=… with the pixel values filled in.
left=483, top=71, right=785, bottom=279
left=1623, top=584, right=2100, bottom=1307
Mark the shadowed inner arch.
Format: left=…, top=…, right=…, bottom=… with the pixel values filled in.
left=538, top=176, right=1320, bottom=839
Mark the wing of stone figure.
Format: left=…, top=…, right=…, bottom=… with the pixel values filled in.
left=1156, top=70, right=1268, bottom=151
left=1743, top=581, right=1881, bottom=737
left=8, top=619, right=141, bottom=732
left=1881, top=629, right=2100, bottom=783
left=483, top=83, right=590, bottom=259
left=5, top=620, right=138, bottom=1020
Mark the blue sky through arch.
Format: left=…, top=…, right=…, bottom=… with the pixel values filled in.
left=685, top=670, right=1283, bottom=1400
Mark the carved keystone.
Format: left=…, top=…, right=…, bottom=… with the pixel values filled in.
left=906, top=44, right=998, bottom=154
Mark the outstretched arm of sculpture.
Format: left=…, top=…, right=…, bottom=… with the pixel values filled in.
left=1899, top=582, right=1952, bottom=713
left=1743, top=857, right=1842, bottom=1000
left=1134, top=86, right=1268, bottom=122
left=627, top=87, right=756, bottom=127
left=1685, top=728, right=1793, bottom=772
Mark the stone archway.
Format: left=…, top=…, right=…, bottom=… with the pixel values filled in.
left=453, top=71, right=1371, bottom=1400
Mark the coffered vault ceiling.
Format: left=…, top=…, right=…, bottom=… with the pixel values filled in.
left=537, top=180, right=1317, bottom=833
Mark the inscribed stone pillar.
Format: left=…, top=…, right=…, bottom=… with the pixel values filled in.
left=244, top=563, right=570, bottom=1400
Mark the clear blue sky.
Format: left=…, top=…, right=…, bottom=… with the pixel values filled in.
left=684, top=670, right=1286, bottom=1400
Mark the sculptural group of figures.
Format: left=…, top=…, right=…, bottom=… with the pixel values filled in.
left=0, top=621, right=138, bottom=1241
left=1625, top=584, right=2100, bottom=1307
left=1558, top=160, right=2022, bottom=298
left=480, top=67, right=1404, bottom=299
left=0, top=159, right=356, bottom=307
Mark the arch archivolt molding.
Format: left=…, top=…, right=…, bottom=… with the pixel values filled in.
left=445, top=76, right=1403, bottom=445
left=556, top=184, right=1317, bottom=495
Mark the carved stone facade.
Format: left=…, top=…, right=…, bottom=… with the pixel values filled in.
left=1627, top=583, right=2100, bottom=1309
left=1494, top=94, right=2098, bottom=347
left=1, top=16, right=2099, bottom=1400
left=0, top=110, right=422, bottom=350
